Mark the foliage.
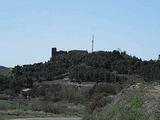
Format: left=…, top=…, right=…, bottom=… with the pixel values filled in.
left=128, top=96, right=144, bottom=109
left=0, top=100, right=32, bottom=111
left=1, top=50, right=160, bottom=97
left=83, top=95, right=147, bottom=120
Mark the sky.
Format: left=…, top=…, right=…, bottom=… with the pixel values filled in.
left=0, top=0, right=160, bottom=67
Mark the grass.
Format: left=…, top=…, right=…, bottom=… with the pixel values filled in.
left=83, top=95, right=148, bottom=120
left=127, top=96, right=147, bottom=120
left=0, top=99, right=85, bottom=120
left=0, top=100, right=32, bottom=111
left=128, top=96, right=144, bottom=109
left=96, top=101, right=121, bottom=120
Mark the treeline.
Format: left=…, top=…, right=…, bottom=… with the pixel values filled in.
left=1, top=50, right=160, bottom=93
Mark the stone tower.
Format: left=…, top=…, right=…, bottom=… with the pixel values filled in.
left=158, top=54, right=160, bottom=60
left=52, top=48, right=57, bottom=58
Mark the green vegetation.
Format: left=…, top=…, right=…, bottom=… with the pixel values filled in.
left=0, top=68, right=11, bottom=77
left=128, top=96, right=144, bottom=109
left=0, top=99, right=85, bottom=119
left=0, top=50, right=159, bottom=94
left=127, top=96, right=146, bottom=120
left=0, top=100, right=32, bottom=110
left=1, top=49, right=160, bottom=119
left=83, top=95, right=147, bottom=120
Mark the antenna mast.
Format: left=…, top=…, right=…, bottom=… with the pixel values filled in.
left=92, top=35, right=94, bottom=53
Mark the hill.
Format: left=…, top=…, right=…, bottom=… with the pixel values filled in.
left=0, top=66, right=7, bottom=71
left=1, top=49, right=160, bottom=119
left=8, top=50, right=160, bottom=93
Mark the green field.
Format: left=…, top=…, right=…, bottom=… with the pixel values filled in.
left=0, top=100, right=32, bottom=111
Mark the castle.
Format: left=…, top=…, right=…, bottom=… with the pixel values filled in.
left=51, top=48, right=67, bottom=58
left=51, top=47, right=88, bottom=58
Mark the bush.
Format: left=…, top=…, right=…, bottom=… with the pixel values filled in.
left=32, top=99, right=67, bottom=114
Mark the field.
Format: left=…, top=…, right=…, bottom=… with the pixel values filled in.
left=0, top=99, right=85, bottom=120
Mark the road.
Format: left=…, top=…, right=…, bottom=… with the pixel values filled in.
left=13, top=118, right=82, bottom=120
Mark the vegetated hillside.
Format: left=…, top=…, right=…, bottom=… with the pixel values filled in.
left=1, top=50, right=160, bottom=118
left=0, top=66, right=12, bottom=92
left=0, top=66, right=7, bottom=71
left=8, top=50, right=160, bottom=93
left=83, top=82, right=160, bottom=120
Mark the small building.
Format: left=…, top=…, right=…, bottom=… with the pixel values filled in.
left=21, top=88, right=32, bottom=100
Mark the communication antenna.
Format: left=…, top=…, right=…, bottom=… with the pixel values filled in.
left=92, top=35, right=94, bottom=53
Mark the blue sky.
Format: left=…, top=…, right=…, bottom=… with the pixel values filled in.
left=0, top=0, right=160, bottom=67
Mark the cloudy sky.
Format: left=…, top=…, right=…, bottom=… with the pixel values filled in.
left=0, top=0, right=160, bottom=67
